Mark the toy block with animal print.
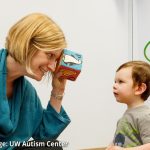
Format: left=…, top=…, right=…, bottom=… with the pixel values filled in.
left=56, top=49, right=83, bottom=81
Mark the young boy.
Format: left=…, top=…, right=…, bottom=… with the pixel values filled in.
left=106, top=61, right=150, bottom=150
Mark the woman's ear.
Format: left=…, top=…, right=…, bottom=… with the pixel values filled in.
left=134, top=83, right=147, bottom=96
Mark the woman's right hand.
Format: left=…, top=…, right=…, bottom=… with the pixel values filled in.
left=106, top=146, right=124, bottom=150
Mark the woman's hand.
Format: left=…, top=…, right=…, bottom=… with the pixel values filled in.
left=51, top=71, right=67, bottom=94
left=50, top=71, right=67, bottom=113
left=106, top=144, right=150, bottom=150
left=106, top=146, right=124, bottom=150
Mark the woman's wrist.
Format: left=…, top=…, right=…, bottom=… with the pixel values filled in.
left=51, top=91, right=64, bottom=100
left=50, top=88, right=65, bottom=100
left=50, top=89, right=65, bottom=113
left=51, top=88, right=65, bottom=94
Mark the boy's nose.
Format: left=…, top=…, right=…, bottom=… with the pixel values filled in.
left=113, top=83, right=117, bottom=90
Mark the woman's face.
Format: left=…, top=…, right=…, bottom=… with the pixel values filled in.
left=28, top=49, right=62, bottom=81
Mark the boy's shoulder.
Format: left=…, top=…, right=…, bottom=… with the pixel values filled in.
left=124, top=105, right=150, bottom=121
left=117, top=105, right=150, bottom=128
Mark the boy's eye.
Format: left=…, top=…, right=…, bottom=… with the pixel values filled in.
left=118, top=80, right=123, bottom=83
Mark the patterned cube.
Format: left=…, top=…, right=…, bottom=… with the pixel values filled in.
left=56, top=49, right=83, bottom=81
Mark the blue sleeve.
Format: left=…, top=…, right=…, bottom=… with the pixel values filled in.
left=32, top=101, right=71, bottom=140
left=24, top=79, right=71, bottom=140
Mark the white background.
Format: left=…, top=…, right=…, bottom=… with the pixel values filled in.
left=132, top=0, right=150, bottom=108
left=133, top=0, right=150, bottom=61
left=0, top=0, right=131, bottom=149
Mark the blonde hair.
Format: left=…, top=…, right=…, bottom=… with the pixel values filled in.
left=117, top=61, right=150, bottom=101
left=5, top=13, right=67, bottom=73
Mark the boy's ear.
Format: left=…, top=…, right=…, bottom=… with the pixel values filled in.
left=134, top=83, right=147, bottom=96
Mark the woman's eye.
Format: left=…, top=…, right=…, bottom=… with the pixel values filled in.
left=47, top=54, right=52, bottom=59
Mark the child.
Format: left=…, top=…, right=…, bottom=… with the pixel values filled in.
left=106, top=61, right=150, bottom=150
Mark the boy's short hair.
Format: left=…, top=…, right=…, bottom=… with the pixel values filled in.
left=117, top=61, right=150, bottom=101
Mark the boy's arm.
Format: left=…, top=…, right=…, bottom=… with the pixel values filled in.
left=106, top=143, right=150, bottom=150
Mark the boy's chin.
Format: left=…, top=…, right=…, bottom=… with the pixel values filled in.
left=116, top=99, right=122, bottom=103
left=116, top=99, right=125, bottom=104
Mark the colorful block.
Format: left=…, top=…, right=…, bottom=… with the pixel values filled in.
left=56, top=49, right=83, bottom=81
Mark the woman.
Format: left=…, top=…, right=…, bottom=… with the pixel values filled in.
left=0, top=13, right=70, bottom=149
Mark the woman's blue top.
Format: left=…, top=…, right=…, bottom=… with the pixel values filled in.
left=0, top=49, right=71, bottom=149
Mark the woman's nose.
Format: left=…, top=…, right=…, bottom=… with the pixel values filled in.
left=48, top=61, right=56, bottom=72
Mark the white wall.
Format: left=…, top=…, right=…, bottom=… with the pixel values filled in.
left=132, top=0, right=150, bottom=104
left=0, top=0, right=131, bottom=149
left=133, top=0, right=150, bottom=61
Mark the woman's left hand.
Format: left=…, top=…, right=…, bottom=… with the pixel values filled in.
left=51, top=71, right=67, bottom=94
left=50, top=71, right=67, bottom=113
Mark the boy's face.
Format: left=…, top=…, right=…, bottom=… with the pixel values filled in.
left=113, top=67, right=135, bottom=104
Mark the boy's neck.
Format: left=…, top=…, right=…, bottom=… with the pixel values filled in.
left=127, top=97, right=144, bottom=109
